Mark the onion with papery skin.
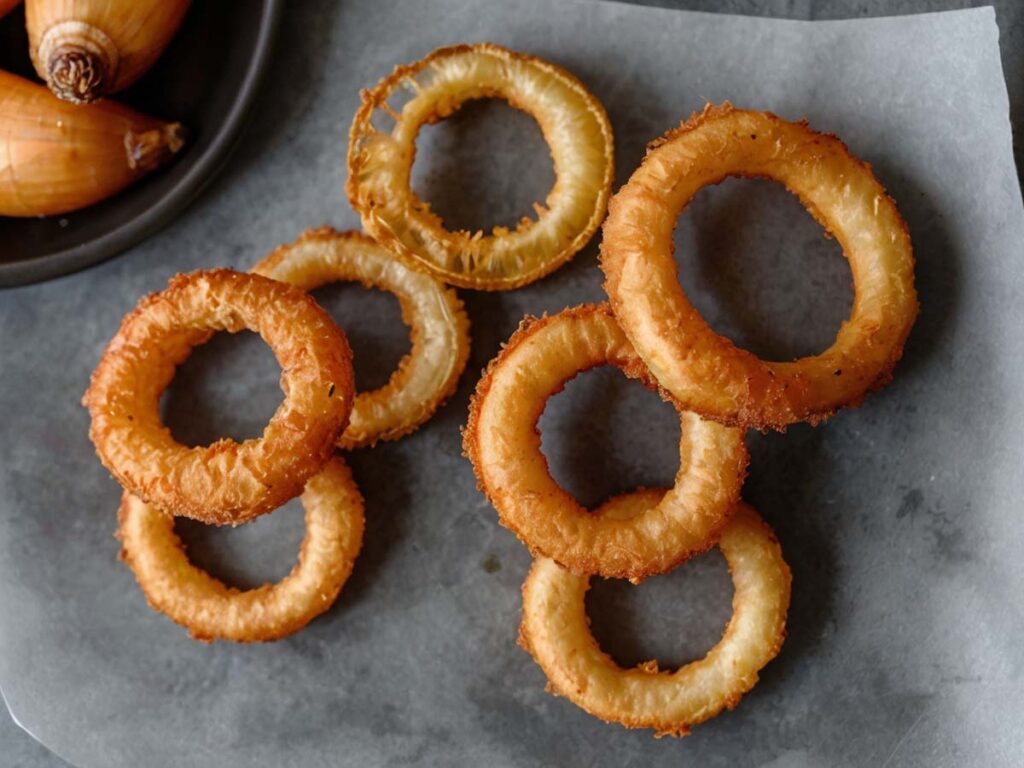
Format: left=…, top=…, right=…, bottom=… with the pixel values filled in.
left=83, top=269, right=355, bottom=527
left=520, top=496, right=791, bottom=737
left=118, top=457, right=364, bottom=643
left=464, top=304, right=747, bottom=581
left=253, top=227, right=471, bottom=449
left=27, top=0, right=191, bottom=104
left=601, top=103, right=918, bottom=430
left=0, top=70, right=185, bottom=217
left=348, top=43, right=614, bottom=291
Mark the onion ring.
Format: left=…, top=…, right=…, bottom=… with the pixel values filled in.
left=601, top=103, right=918, bottom=430
left=520, top=496, right=791, bottom=737
left=83, top=269, right=355, bottom=526
left=252, top=227, right=471, bottom=449
left=347, top=43, right=614, bottom=291
left=463, top=304, right=747, bottom=581
left=117, top=457, right=364, bottom=643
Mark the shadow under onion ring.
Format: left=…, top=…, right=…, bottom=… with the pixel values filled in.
left=520, top=494, right=791, bottom=737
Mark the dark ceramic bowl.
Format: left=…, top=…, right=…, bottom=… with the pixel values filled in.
left=0, top=0, right=282, bottom=287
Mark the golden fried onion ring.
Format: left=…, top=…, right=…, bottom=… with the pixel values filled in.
left=464, top=304, right=747, bottom=581
left=347, top=43, right=614, bottom=291
left=253, top=227, right=471, bottom=449
left=601, top=103, right=918, bottom=430
left=520, top=495, right=791, bottom=737
left=118, top=458, right=364, bottom=643
left=83, top=269, right=355, bottom=526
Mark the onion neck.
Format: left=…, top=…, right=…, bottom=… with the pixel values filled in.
left=39, top=21, right=119, bottom=104
left=125, top=123, right=187, bottom=173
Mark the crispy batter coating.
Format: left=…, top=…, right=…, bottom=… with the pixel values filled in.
left=520, top=497, right=791, bottom=736
left=83, top=269, right=355, bottom=526
left=253, top=227, right=471, bottom=448
left=118, top=458, right=364, bottom=643
left=601, top=103, right=918, bottom=430
left=347, top=43, right=614, bottom=290
left=464, top=304, right=747, bottom=581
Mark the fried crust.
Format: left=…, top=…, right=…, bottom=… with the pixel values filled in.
left=463, top=304, right=747, bottom=581
left=520, top=498, right=791, bottom=736
left=601, top=103, right=918, bottom=430
left=347, top=42, right=614, bottom=290
left=117, top=457, right=364, bottom=643
left=253, top=227, right=471, bottom=448
left=83, top=269, right=355, bottom=525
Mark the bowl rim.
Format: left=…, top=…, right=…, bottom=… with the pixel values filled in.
left=0, top=0, right=285, bottom=288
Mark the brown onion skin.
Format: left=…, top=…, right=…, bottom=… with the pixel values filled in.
left=27, top=0, right=191, bottom=104
left=0, top=70, right=185, bottom=217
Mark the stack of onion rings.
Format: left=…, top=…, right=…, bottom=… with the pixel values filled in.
left=253, top=227, right=471, bottom=449
left=86, top=228, right=474, bottom=641
left=81, top=40, right=915, bottom=733
left=467, top=103, right=914, bottom=737
left=347, top=43, right=614, bottom=291
left=465, top=305, right=788, bottom=736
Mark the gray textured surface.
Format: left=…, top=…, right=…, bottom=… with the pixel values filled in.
left=2, top=0, right=1024, bottom=766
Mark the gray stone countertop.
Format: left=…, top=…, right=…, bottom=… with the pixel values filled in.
left=3, top=1, right=1021, bottom=766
